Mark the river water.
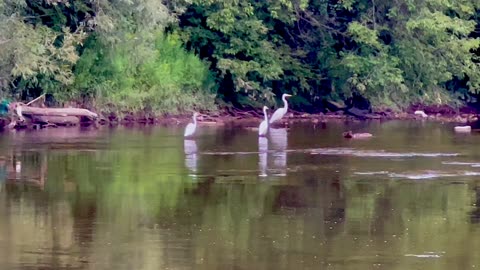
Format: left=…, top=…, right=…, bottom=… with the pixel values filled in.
left=0, top=120, right=479, bottom=269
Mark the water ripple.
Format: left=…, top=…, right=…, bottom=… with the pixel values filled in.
left=442, top=161, right=480, bottom=167
left=309, top=148, right=459, bottom=158
left=354, top=170, right=480, bottom=180
left=404, top=253, right=442, bottom=258
left=199, top=148, right=460, bottom=158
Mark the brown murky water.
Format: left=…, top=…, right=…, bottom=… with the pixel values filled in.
left=1, top=120, right=480, bottom=269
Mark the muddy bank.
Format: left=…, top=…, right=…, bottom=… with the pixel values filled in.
left=97, top=108, right=480, bottom=129
left=2, top=104, right=480, bottom=131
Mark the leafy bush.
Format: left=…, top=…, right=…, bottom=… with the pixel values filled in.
left=70, top=32, right=216, bottom=113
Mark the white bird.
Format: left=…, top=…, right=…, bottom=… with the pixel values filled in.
left=184, top=112, right=199, bottom=137
left=258, top=106, right=269, bottom=136
left=269, top=94, right=292, bottom=124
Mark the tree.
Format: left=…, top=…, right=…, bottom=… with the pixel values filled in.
left=177, top=0, right=313, bottom=109
left=0, top=0, right=86, bottom=98
left=333, top=0, right=480, bottom=108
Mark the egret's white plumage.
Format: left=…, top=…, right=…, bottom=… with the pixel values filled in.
left=269, top=94, right=292, bottom=124
left=258, top=106, right=269, bottom=136
left=184, top=112, right=199, bottom=137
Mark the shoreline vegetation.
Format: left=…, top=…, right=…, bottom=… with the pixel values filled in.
left=1, top=101, right=479, bottom=131
left=1, top=0, right=480, bottom=125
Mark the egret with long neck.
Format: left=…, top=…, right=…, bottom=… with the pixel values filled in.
left=258, top=106, right=269, bottom=136
left=184, top=112, right=199, bottom=137
left=269, top=94, right=292, bottom=124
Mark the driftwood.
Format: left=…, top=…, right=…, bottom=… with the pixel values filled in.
left=20, top=106, right=98, bottom=119
left=25, top=94, right=46, bottom=107
left=3, top=102, right=98, bottom=130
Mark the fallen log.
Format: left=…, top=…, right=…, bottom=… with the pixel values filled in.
left=31, top=115, right=80, bottom=126
left=19, top=106, right=98, bottom=119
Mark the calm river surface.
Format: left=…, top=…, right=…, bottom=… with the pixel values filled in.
left=1, top=120, right=480, bottom=269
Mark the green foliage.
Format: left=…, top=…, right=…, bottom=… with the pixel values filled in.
left=0, top=1, right=86, bottom=98
left=71, top=32, right=215, bottom=113
left=177, top=0, right=312, bottom=108
left=328, top=0, right=480, bottom=108
left=0, top=0, right=214, bottom=113
left=1, top=0, right=480, bottom=112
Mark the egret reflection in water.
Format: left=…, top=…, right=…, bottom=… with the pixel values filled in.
left=184, top=139, right=198, bottom=177
left=269, top=128, right=287, bottom=176
left=258, top=137, right=268, bottom=177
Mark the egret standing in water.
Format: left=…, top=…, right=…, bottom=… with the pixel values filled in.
left=258, top=106, right=269, bottom=137
left=184, top=112, right=199, bottom=138
left=269, top=94, right=292, bottom=124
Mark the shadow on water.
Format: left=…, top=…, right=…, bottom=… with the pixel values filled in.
left=1, top=122, right=480, bottom=269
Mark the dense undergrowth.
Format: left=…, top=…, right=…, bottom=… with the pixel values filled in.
left=0, top=0, right=480, bottom=114
left=71, top=33, right=216, bottom=113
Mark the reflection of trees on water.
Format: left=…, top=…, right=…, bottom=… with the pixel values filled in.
left=0, top=146, right=348, bottom=269
left=2, top=155, right=480, bottom=270
left=0, top=151, right=47, bottom=189
left=470, top=186, right=480, bottom=224
left=2, top=128, right=480, bottom=269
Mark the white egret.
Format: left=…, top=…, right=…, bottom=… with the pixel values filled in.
left=184, top=112, right=199, bottom=137
left=269, top=94, right=292, bottom=124
left=258, top=106, right=269, bottom=136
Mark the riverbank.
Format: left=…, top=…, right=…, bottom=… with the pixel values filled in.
left=101, top=108, right=479, bottom=127
left=2, top=103, right=479, bottom=131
